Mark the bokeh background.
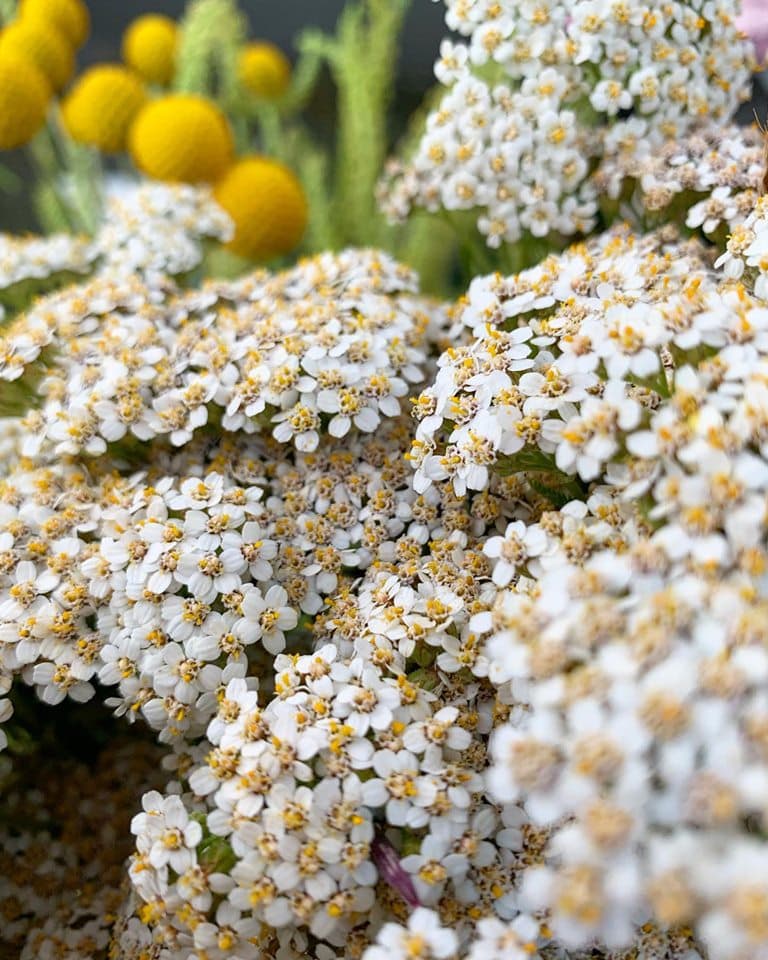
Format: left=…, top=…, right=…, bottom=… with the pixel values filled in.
left=0, top=1, right=446, bottom=230
left=86, top=1, right=444, bottom=87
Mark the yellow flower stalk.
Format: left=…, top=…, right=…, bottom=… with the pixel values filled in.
left=122, top=14, right=178, bottom=87
left=213, top=155, right=308, bottom=260
left=19, top=0, right=89, bottom=49
left=0, top=50, right=50, bottom=150
left=238, top=41, right=291, bottom=99
left=62, top=65, right=147, bottom=154
left=129, top=93, right=234, bottom=184
left=0, top=17, right=74, bottom=92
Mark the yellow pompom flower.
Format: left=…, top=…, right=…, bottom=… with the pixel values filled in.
left=214, top=156, right=308, bottom=260
left=19, top=0, right=89, bottom=49
left=0, top=18, right=75, bottom=92
left=238, top=41, right=291, bottom=99
left=62, top=65, right=147, bottom=154
left=122, top=14, right=178, bottom=87
left=129, top=94, right=235, bottom=184
left=0, top=51, right=50, bottom=150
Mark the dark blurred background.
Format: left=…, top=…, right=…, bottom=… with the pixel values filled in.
left=86, top=1, right=444, bottom=88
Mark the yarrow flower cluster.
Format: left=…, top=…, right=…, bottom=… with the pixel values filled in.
left=0, top=248, right=444, bottom=456
left=2, top=3, right=768, bottom=959
left=401, top=205, right=768, bottom=958
left=94, top=180, right=233, bottom=279
left=0, top=232, right=92, bottom=296
left=0, top=182, right=230, bottom=313
left=594, top=123, right=766, bottom=238
left=717, top=192, right=768, bottom=301
left=2, top=179, right=768, bottom=958
left=380, top=71, right=599, bottom=247
left=380, top=0, right=755, bottom=247
left=410, top=223, right=723, bottom=495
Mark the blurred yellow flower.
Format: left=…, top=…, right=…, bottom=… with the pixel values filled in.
left=129, top=94, right=235, bottom=184
left=62, top=65, right=147, bottom=154
left=19, top=0, right=89, bottom=49
left=0, top=51, right=50, bottom=150
left=0, top=18, right=75, bottom=92
left=122, top=14, right=178, bottom=87
left=213, top=155, right=308, bottom=260
left=238, top=41, right=291, bottom=99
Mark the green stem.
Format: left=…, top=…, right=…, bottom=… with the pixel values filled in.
left=29, top=128, right=72, bottom=233
left=0, top=0, right=16, bottom=26
left=0, top=163, right=21, bottom=195
left=253, top=102, right=285, bottom=160
left=27, top=116, right=103, bottom=235
left=277, top=47, right=323, bottom=116
left=50, top=109, right=103, bottom=235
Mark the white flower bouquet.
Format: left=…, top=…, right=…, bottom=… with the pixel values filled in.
left=1, top=2, right=768, bottom=960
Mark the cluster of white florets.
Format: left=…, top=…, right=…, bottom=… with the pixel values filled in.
left=0, top=249, right=444, bottom=457
left=94, top=181, right=233, bottom=279
left=380, top=71, right=599, bottom=247
left=717, top=192, right=768, bottom=300
left=484, top=527, right=768, bottom=959
left=0, top=251, right=448, bottom=754
left=128, top=660, right=469, bottom=948
left=0, top=232, right=93, bottom=293
left=0, top=184, right=230, bottom=315
left=410, top=223, right=734, bottom=495
left=396, top=207, right=768, bottom=958
left=380, top=0, right=755, bottom=246
left=8, top=206, right=768, bottom=958
left=4, top=109, right=768, bottom=960
left=593, top=123, right=765, bottom=237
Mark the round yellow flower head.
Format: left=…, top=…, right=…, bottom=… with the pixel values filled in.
left=122, top=14, right=178, bottom=87
left=19, top=0, right=89, bottom=49
left=238, top=41, right=291, bottom=99
left=62, top=65, right=147, bottom=154
left=0, top=50, right=50, bottom=150
left=213, top=155, right=308, bottom=260
left=129, top=94, right=235, bottom=184
left=0, top=18, right=75, bottom=92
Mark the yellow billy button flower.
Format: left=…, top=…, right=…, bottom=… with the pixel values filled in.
left=19, top=0, right=89, bottom=49
left=62, top=65, right=147, bottom=154
left=213, top=155, right=308, bottom=261
left=129, top=94, right=234, bottom=184
left=0, top=18, right=74, bottom=92
left=238, top=41, right=291, bottom=99
left=122, top=14, right=178, bottom=87
left=0, top=51, right=50, bottom=150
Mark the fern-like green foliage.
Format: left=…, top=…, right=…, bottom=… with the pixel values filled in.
left=175, top=0, right=249, bottom=147
left=287, top=0, right=457, bottom=293
left=300, top=0, right=409, bottom=249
